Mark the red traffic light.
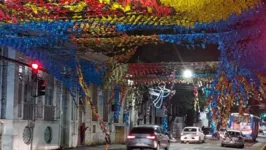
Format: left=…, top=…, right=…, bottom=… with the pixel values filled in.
left=31, top=63, right=39, bottom=70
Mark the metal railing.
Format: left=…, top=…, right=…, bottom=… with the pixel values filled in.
left=23, top=104, right=34, bottom=120
left=22, top=104, right=55, bottom=121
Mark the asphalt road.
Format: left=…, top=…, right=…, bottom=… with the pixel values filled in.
left=72, top=136, right=266, bottom=150
left=168, top=141, right=256, bottom=150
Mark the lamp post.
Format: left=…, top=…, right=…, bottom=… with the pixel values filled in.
left=182, top=69, right=199, bottom=124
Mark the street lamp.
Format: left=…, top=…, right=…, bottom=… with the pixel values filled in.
left=182, top=69, right=193, bottom=78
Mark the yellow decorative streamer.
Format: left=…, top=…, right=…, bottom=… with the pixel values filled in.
left=0, top=0, right=262, bottom=27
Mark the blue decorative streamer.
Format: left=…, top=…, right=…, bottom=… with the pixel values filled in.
left=113, top=85, right=120, bottom=120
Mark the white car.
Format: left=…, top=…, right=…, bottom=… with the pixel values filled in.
left=221, top=130, right=245, bottom=148
left=180, top=127, right=205, bottom=143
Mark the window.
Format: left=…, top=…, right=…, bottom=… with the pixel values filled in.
left=130, top=127, right=154, bottom=134
left=55, top=81, right=61, bottom=119
left=226, top=131, right=240, bottom=137
left=24, top=83, right=30, bottom=103
left=183, top=128, right=197, bottom=132
left=18, top=66, right=23, bottom=117
left=45, top=75, right=54, bottom=105
left=71, top=100, right=76, bottom=121
left=44, top=127, right=52, bottom=144
left=23, top=126, right=32, bottom=145
left=103, top=90, right=108, bottom=122
left=114, top=116, right=119, bottom=123
left=92, top=86, right=98, bottom=121
left=155, top=128, right=161, bottom=134
left=93, top=125, right=96, bottom=133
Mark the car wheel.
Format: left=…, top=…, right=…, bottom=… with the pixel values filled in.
left=239, top=145, right=244, bottom=149
left=126, top=147, right=132, bottom=150
left=221, top=144, right=224, bottom=147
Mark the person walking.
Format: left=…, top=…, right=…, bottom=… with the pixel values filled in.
left=80, top=123, right=88, bottom=145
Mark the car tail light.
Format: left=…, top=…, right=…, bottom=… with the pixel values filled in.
left=196, top=132, right=199, bottom=136
left=146, top=134, right=156, bottom=140
left=127, top=135, right=135, bottom=139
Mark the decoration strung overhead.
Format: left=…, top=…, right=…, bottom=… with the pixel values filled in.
left=149, top=83, right=174, bottom=109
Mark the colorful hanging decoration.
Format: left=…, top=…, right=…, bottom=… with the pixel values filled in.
left=113, top=84, right=120, bottom=120
left=75, top=57, right=111, bottom=146
left=162, top=72, right=176, bottom=134
left=149, top=83, right=171, bottom=109
left=194, top=84, right=200, bottom=112
left=161, top=112, right=168, bottom=134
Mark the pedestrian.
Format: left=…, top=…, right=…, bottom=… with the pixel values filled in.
left=80, top=123, right=88, bottom=145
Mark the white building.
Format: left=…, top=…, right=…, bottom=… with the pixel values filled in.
left=0, top=48, right=127, bottom=150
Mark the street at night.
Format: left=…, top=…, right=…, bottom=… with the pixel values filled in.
left=2, top=0, right=266, bottom=150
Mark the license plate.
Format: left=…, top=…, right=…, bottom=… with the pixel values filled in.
left=136, top=143, right=145, bottom=146
left=230, top=141, right=234, bottom=143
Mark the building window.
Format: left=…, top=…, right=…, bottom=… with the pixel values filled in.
left=55, top=81, right=61, bottom=119
left=71, top=100, right=75, bottom=121
left=92, top=86, right=98, bottom=121
left=23, top=126, right=32, bottom=145
left=45, top=75, right=54, bottom=105
left=18, top=66, right=24, bottom=117
left=103, top=90, right=108, bottom=122
left=24, top=83, right=30, bottom=103
left=44, top=126, right=52, bottom=144
left=93, top=125, right=96, bottom=133
left=114, top=116, right=119, bottom=123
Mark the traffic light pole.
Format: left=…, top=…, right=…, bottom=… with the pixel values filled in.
left=30, top=78, right=38, bottom=150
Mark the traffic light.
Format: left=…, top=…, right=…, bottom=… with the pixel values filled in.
left=38, top=79, right=46, bottom=96
left=31, top=63, right=39, bottom=81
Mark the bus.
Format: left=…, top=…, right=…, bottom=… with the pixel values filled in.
left=228, top=113, right=260, bottom=141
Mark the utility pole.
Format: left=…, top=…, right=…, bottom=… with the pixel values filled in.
left=30, top=77, right=37, bottom=150
left=29, top=63, right=46, bottom=150
left=30, top=63, right=38, bottom=150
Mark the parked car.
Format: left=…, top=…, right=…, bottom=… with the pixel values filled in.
left=180, top=127, right=205, bottom=143
left=221, top=130, right=245, bottom=148
left=126, top=125, right=170, bottom=150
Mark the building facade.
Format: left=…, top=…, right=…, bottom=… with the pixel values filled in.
left=0, top=48, right=127, bottom=150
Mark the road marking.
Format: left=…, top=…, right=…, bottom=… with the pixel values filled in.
left=261, top=144, right=266, bottom=150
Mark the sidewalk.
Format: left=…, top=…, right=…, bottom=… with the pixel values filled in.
left=68, top=144, right=125, bottom=150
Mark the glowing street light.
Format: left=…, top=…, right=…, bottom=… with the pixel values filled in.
left=183, top=69, right=193, bottom=78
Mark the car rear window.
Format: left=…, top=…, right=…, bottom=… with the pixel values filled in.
left=183, top=128, right=197, bottom=132
left=226, top=131, right=240, bottom=137
left=130, top=127, right=154, bottom=134
left=219, top=129, right=226, bottom=132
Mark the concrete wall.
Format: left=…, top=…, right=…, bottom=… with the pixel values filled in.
left=10, top=120, right=60, bottom=150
